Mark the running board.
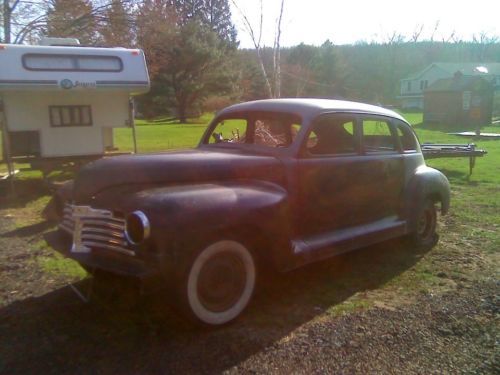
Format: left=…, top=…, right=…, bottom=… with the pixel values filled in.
left=292, top=217, right=406, bottom=262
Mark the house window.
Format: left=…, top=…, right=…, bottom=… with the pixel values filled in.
left=407, top=82, right=411, bottom=92
left=23, top=54, right=123, bottom=72
left=420, top=80, right=428, bottom=90
left=49, top=105, right=92, bottom=127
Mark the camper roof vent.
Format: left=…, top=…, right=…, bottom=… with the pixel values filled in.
left=38, top=37, right=81, bottom=46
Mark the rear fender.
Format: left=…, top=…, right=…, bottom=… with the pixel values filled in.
left=403, top=166, right=450, bottom=231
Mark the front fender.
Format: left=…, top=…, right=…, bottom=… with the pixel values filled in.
left=403, top=165, right=450, bottom=229
left=122, top=180, right=292, bottom=271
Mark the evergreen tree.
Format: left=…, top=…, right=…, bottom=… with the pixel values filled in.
left=99, top=0, right=133, bottom=47
left=164, top=20, right=236, bottom=121
left=136, top=0, right=237, bottom=119
left=170, top=0, right=237, bottom=44
left=46, top=0, right=97, bottom=44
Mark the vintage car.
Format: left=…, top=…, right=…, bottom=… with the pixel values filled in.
left=52, top=99, right=450, bottom=326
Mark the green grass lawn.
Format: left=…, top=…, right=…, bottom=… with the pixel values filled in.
left=115, top=113, right=215, bottom=152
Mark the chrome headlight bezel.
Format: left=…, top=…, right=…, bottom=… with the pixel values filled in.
left=124, top=210, right=151, bottom=245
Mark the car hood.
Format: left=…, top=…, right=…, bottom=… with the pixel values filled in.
left=73, top=149, right=284, bottom=203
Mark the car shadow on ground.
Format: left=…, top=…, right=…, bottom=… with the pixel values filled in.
left=2, top=221, right=54, bottom=238
left=0, top=238, right=429, bottom=373
left=0, top=178, right=50, bottom=208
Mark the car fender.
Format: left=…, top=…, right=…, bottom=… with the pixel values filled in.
left=124, top=180, right=293, bottom=272
left=403, top=165, right=450, bottom=230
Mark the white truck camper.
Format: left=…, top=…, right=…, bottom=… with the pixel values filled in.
left=0, top=39, right=149, bottom=179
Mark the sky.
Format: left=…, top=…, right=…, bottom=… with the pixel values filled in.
left=230, top=0, right=500, bottom=48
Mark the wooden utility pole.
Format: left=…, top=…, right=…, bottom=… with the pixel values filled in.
left=2, top=0, right=17, bottom=43
left=129, top=98, right=138, bottom=154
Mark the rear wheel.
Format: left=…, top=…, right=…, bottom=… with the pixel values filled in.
left=181, top=240, right=256, bottom=326
left=411, top=199, right=438, bottom=248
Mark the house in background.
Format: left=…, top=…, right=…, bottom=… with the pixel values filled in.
left=423, top=73, right=494, bottom=127
left=399, top=62, right=500, bottom=110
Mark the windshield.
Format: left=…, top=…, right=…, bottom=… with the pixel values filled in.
left=204, top=112, right=302, bottom=148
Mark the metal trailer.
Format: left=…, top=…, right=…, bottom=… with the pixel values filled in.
left=421, top=143, right=487, bottom=175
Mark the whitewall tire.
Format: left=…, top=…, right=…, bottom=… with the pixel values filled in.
left=185, top=240, right=256, bottom=325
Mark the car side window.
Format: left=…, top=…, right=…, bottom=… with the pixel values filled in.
left=254, top=118, right=289, bottom=147
left=361, top=118, right=397, bottom=153
left=209, top=118, right=248, bottom=144
left=395, top=121, right=419, bottom=152
left=306, top=114, right=357, bottom=155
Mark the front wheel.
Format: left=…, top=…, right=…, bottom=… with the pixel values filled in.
left=411, top=199, right=438, bottom=248
left=181, top=240, right=256, bottom=326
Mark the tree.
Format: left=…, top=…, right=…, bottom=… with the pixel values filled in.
left=283, top=43, right=318, bottom=97
left=233, top=49, right=268, bottom=101
left=163, top=21, right=236, bottom=121
left=136, top=1, right=237, bottom=120
left=322, top=42, right=349, bottom=98
left=1, top=0, right=45, bottom=43
left=99, top=0, right=133, bottom=46
left=164, top=0, right=237, bottom=45
left=46, top=0, right=97, bottom=44
left=200, top=0, right=237, bottom=44
left=1, top=0, right=17, bottom=43
left=134, top=0, right=177, bottom=116
left=231, top=0, right=286, bottom=98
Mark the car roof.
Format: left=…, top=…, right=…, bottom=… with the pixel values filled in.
left=218, top=98, right=406, bottom=122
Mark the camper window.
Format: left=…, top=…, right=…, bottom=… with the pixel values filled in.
left=23, top=54, right=123, bottom=72
left=49, top=105, right=92, bottom=127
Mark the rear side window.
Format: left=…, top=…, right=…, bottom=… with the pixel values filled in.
left=306, top=114, right=357, bottom=155
left=361, top=118, right=396, bottom=153
left=23, top=54, right=123, bottom=72
left=395, top=121, right=419, bottom=152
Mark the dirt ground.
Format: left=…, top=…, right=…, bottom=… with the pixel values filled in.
left=0, top=181, right=498, bottom=374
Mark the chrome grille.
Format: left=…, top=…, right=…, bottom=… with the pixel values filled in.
left=60, top=204, right=135, bottom=256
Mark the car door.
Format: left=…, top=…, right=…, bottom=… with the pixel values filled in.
left=356, top=115, right=405, bottom=223
left=296, top=113, right=366, bottom=237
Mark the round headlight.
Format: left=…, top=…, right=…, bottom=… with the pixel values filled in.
left=125, top=211, right=150, bottom=245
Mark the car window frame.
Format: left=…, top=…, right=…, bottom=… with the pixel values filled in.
left=201, top=110, right=304, bottom=150
left=392, top=119, right=421, bottom=154
left=359, top=115, right=400, bottom=155
left=300, top=112, right=361, bottom=159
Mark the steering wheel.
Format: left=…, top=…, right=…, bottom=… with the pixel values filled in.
left=212, top=132, right=224, bottom=143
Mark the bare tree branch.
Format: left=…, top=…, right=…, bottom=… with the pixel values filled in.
left=230, top=0, right=273, bottom=97
left=411, top=24, right=424, bottom=43
left=272, top=0, right=284, bottom=98
left=430, top=20, right=440, bottom=42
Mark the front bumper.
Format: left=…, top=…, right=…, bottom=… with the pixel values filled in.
left=49, top=204, right=161, bottom=280
left=48, top=230, right=155, bottom=279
